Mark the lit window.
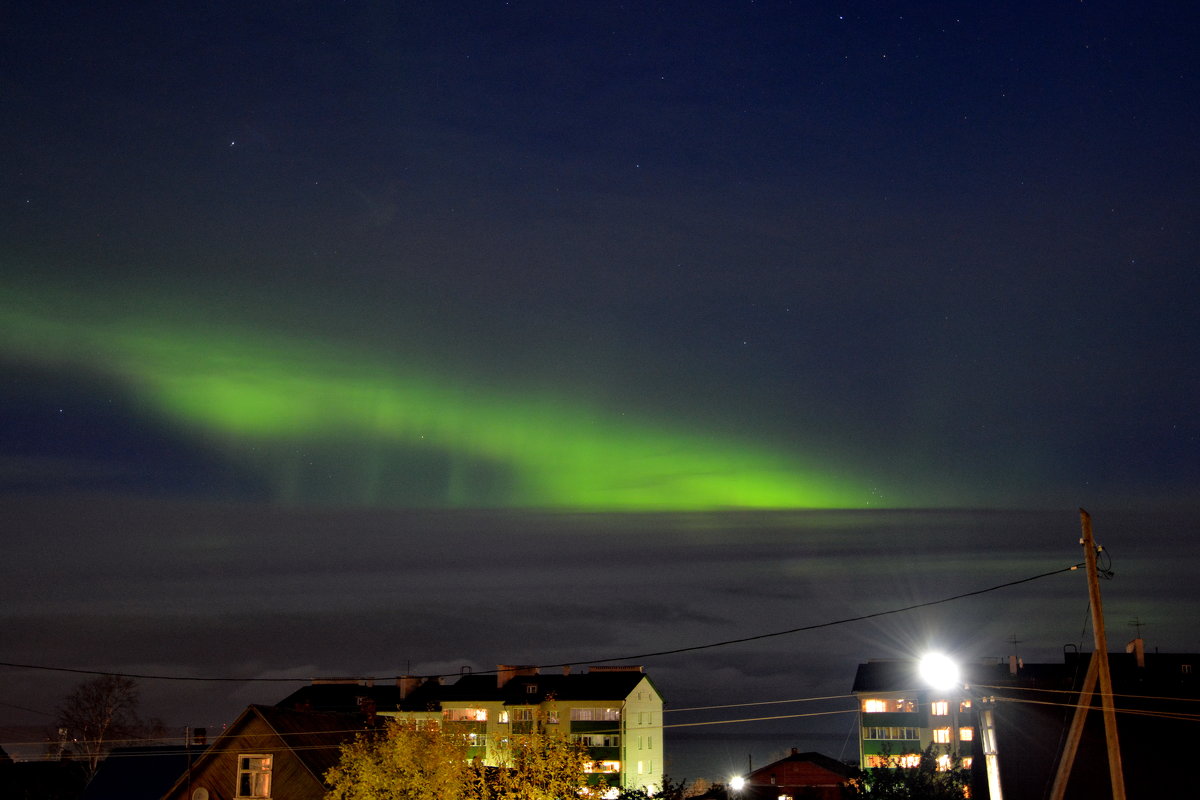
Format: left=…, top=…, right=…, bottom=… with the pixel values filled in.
left=931, top=701, right=949, bottom=716
left=586, top=760, right=621, bottom=773
left=445, top=707, right=488, bottom=722
left=236, top=755, right=271, bottom=798
left=498, top=711, right=509, bottom=723
left=962, top=757, right=973, bottom=769
left=932, top=727, right=951, bottom=744
left=862, top=697, right=915, bottom=713
left=571, top=708, right=621, bottom=721
left=959, top=727, right=974, bottom=741
left=936, top=754, right=952, bottom=772
left=866, top=754, right=921, bottom=769
left=864, top=726, right=920, bottom=740
left=959, top=699, right=972, bottom=712
left=546, top=710, right=559, bottom=724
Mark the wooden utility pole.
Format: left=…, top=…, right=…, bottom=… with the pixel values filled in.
left=1048, top=509, right=1126, bottom=800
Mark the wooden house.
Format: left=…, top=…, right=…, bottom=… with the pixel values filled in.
left=159, top=705, right=364, bottom=800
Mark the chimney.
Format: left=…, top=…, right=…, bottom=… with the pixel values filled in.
left=1008, top=655, right=1020, bottom=675
left=496, top=664, right=539, bottom=688
left=397, top=675, right=421, bottom=699
left=358, top=696, right=377, bottom=725
left=1125, top=637, right=1146, bottom=668
left=191, top=727, right=207, bottom=748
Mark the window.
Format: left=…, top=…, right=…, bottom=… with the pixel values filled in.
left=959, top=727, right=974, bottom=741
left=864, top=727, right=920, bottom=740
left=571, top=708, right=620, bottom=721
left=867, top=754, right=921, bottom=769
left=930, top=701, right=949, bottom=716
left=526, top=684, right=538, bottom=694
left=936, top=754, right=952, bottom=772
left=962, top=757, right=973, bottom=769
left=512, top=708, right=534, bottom=722
left=932, top=728, right=951, bottom=744
left=575, top=734, right=620, bottom=747
left=959, top=699, right=972, bottom=712
left=545, top=710, right=559, bottom=724
left=861, top=697, right=915, bottom=713
left=585, top=760, right=621, bottom=774
left=236, top=755, right=271, bottom=798
left=444, top=707, right=488, bottom=722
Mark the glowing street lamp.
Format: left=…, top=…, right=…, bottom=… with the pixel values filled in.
left=918, top=653, right=961, bottom=691
left=729, top=775, right=745, bottom=792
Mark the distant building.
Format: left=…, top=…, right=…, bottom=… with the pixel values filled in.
left=851, top=640, right=1200, bottom=799
left=277, top=664, right=665, bottom=792
left=732, top=748, right=854, bottom=800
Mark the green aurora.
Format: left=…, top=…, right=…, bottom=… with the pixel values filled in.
left=1, top=290, right=877, bottom=510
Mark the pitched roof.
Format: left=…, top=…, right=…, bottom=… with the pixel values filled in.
left=747, top=750, right=855, bottom=782
left=275, top=668, right=660, bottom=713
left=159, top=705, right=366, bottom=800
left=249, top=705, right=365, bottom=781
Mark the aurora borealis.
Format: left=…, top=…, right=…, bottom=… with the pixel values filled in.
left=2, top=0, right=1198, bottom=778
left=2, top=289, right=869, bottom=509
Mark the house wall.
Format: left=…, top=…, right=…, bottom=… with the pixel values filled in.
left=620, top=676, right=663, bottom=793
left=162, top=716, right=325, bottom=800
left=856, top=690, right=975, bottom=768
left=391, top=676, right=665, bottom=793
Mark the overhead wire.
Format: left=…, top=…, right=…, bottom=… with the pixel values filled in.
left=0, top=560, right=1086, bottom=684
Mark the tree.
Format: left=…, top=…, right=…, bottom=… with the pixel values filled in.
left=326, top=720, right=486, bottom=800
left=489, top=728, right=592, bottom=800
left=612, top=775, right=693, bottom=800
left=846, top=746, right=971, bottom=799
left=325, top=719, right=597, bottom=800
left=55, top=675, right=162, bottom=775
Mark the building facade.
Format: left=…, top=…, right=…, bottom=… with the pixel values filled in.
left=277, top=664, right=664, bottom=793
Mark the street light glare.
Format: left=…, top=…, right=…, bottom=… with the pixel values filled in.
left=730, top=776, right=745, bottom=791
left=919, top=653, right=960, bottom=691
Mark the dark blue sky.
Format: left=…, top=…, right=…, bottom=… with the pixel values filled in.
left=1, top=0, right=1197, bottom=775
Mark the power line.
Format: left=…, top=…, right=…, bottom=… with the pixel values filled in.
left=0, top=561, right=1084, bottom=684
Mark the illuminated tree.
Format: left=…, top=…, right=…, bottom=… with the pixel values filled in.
left=326, top=720, right=486, bottom=800
left=489, top=727, right=592, bottom=800
left=326, top=719, right=597, bottom=800
left=847, top=745, right=971, bottom=799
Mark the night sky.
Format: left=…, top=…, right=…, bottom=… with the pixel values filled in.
left=2, top=0, right=1198, bottom=779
